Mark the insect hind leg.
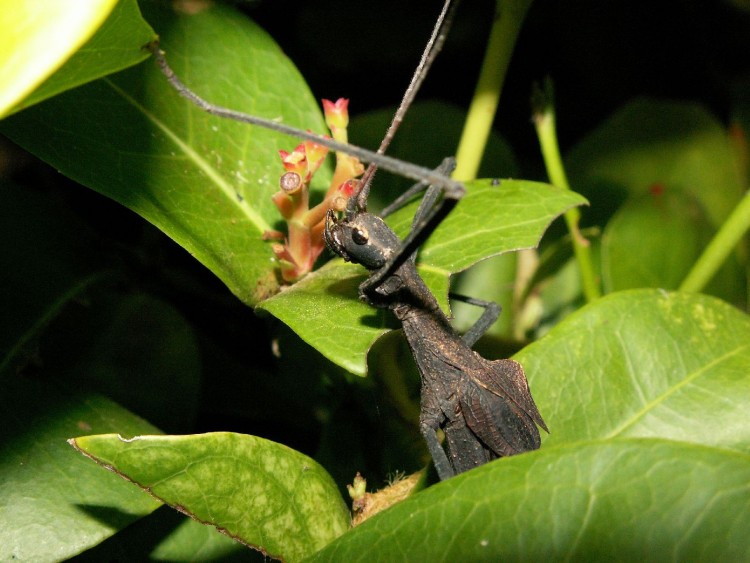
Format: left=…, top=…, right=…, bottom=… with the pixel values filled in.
left=419, top=419, right=454, bottom=481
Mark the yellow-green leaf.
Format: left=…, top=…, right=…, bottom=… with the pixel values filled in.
left=0, top=0, right=155, bottom=117
left=71, top=432, right=350, bottom=562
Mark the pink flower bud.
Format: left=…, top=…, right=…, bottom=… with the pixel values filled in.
left=323, top=98, right=349, bottom=130
left=323, top=98, right=350, bottom=143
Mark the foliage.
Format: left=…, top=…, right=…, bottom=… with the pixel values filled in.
left=1, top=0, right=749, bottom=561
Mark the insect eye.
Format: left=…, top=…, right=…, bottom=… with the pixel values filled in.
left=352, top=228, right=368, bottom=245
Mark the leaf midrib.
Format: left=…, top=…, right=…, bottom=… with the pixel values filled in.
left=104, top=77, right=272, bottom=233
left=608, top=342, right=750, bottom=438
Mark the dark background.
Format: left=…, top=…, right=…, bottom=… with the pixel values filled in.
left=247, top=0, right=750, bottom=164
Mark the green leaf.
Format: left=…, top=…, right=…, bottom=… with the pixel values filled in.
left=71, top=506, right=254, bottom=561
left=0, top=178, right=201, bottom=431
left=307, top=440, right=750, bottom=562
left=0, top=0, right=118, bottom=115
left=259, top=180, right=587, bottom=375
left=0, top=0, right=155, bottom=117
left=387, top=179, right=587, bottom=272
left=0, top=180, right=203, bottom=558
left=0, top=380, right=161, bottom=562
left=0, top=2, right=330, bottom=305
left=567, top=98, right=745, bottom=228
left=307, top=289, right=750, bottom=560
left=70, top=432, right=350, bottom=562
left=258, top=260, right=389, bottom=377
left=601, top=188, right=713, bottom=292
left=517, top=289, right=750, bottom=452
left=148, top=515, right=255, bottom=562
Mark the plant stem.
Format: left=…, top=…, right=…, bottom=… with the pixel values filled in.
left=532, top=81, right=600, bottom=302
left=452, top=0, right=532, bottom=181
left=679, top=189, right=750, bottom=293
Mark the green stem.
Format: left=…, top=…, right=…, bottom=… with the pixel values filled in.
left=533, top=81, right=601, bottom=302
left=679, top=189, right=750, bottom=293
left=453, top=0, right=532, bottom=181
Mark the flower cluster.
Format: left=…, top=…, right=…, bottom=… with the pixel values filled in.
left=264, top=99, right=364, bottom=282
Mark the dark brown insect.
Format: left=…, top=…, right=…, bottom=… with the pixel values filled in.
left=152, top=0, right=547, bottom=480
left=324, top=157, right=547, bottom=479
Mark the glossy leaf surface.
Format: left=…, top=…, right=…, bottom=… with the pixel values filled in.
left=1, top=2, right=330, bottom=305
left=0, top=382, right=161, bottom=562
left=308, top=440, right=750, bottom=562
left=518, top=289, right=750, bottom=452
left=0, top=0, right=154, bottom=117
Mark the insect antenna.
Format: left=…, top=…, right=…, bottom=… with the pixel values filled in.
left=146, top=3, right=463, bottom=200
left=353, top=0, right=461, bottom=215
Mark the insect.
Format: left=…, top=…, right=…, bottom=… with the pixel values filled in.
left=150, top=0, right=547, bottom=480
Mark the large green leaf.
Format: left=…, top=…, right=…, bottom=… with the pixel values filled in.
left=518, top=289, right=750, bottom=452
left=70, top=506, right=255, bottom=561
left=71, top=505, right=256, bottom=561
left=0, top=177, right=201, bottom=430
left=0, top=381, right=161, bottom=562
left=147, top=514, right=255, bottom=562
left=0, top=178, right=205, bottom=559
left=70, top=432, right=350, bottom=562
left=0, top=0, right=155, bottom=117
left=259, top=180, right=587, bottom=375
left=388, top=179, right=587, bottom=272
left=601, top=187, right=744, bottom=303
left=307, top=289, right=750, bottom=560
left=308, top=440, right=750, bottom=562
left=0, top=2, right=330, bottom=305
left=571, top=99, right=748, bottom=305
left=258, top=260, right=391, bottom=377
left=42, top=291, right=202, bottom=433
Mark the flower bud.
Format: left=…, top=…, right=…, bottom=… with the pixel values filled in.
left=323, top=98, right=350, bottom=143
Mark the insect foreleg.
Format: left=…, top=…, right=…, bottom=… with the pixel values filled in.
left=360, top=170, right=465, bottom=296
left=449, top=294, right=501, bottom=347
left=379, top=157, right=457, bottom=218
